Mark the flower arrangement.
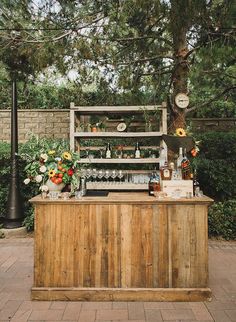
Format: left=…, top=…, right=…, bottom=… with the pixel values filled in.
left=174, top=127, right=199, bottom=157
left=23, top=149, right=80, bottom=192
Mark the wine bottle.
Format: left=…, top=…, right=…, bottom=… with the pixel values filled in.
left=105, top=143, right=111, bottom=159
left=135, top=142, right=141, bottom=158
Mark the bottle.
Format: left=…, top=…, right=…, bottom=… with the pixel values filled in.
left=79, top=177, right=87, bottom=196
left=135, top=142, right=141, bottom=158
left=105, top=143, right=111, bottom=159
left=148, top=171, right=161, bottom=196
left=181, top=148, right=191, bottom=180
left=160, top=159, right=172, bottom=180
left=193, top=169, right=200, bottom=196
left=177, top=147, right=184, bottom=169
left=159, top=147, right=166, bottom=168
left=148, top=173, right=155, bottom=196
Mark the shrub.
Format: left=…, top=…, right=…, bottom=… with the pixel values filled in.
left=208, top=200, right=236, bottom=240
left=194, top=132, right=236, bottom=201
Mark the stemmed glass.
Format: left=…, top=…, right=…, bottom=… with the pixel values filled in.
left=85, top=168, right=92, bottom=181
left=111, top=170, right=117, bottom=184
left=104, top=170, right=110, bottom=183
left=117, top=170, right=124, bottom=183
left=97, top=170, right=104, bottom=181
left=92, top=168, right=97, bottom=182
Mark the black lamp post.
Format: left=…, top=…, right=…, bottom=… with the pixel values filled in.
left=4, top=79, right=24, bottom=228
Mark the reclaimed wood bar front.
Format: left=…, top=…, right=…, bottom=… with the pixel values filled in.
left=30, top=192, right=213, bottom=301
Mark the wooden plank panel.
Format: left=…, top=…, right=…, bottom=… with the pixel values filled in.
left=88, top=205, right=97, bottom=287
left=131, top=205, right=142, bottom=287
left=141, top=205, right=153, bottom=288
left=108, top=205, right=121, bottom=288
left=194, top=205, right=209, bottom=287
left=100, top=205, right=109, bottom=287
left=82, top=204, right=91, bottom=287
left=156, top=205, right=169, bottom=288
left=95, top=206, right=102, bottom=287
left=120, top=204, right=132, bottom=288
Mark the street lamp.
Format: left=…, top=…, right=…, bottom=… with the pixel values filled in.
left=4, top=79, right=24, bottom=228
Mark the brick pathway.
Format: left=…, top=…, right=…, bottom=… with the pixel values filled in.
left=0, top=238, right=236, bottom=322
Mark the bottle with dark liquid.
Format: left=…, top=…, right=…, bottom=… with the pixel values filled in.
left=148, top=171, right=161, bottom=196
left=181, top=148, right=191, bottom=180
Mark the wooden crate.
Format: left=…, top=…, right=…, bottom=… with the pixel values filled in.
left=161, top=180, right=193, bottom=197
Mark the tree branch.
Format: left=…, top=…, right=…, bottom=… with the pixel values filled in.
left=186, top=86, right=236, bottom=113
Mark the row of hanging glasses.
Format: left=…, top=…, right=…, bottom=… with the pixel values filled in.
left=80, top=168, right=125, bottom=183
left=80, top=169, right=150, bottom=184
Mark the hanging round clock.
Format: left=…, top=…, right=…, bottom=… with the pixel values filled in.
left=175, top=93, right=189, bottom=109
left=117, top=122, right=127, bottom=132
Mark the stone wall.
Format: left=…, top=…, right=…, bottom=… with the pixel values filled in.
left=0, top=109, right=235, bottom=143
left=0, top=109, right=70, bottom=142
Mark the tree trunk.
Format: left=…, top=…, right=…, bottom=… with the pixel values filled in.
left=169, top=0, right=190, bottom=132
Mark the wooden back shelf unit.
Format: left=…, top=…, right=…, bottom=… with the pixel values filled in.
left=70, top=103, right=167, bottom=189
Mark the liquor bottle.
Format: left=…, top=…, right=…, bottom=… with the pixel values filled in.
left=181, top=148, right=191, bottom=180
left=177, top=147, right=184, bottom=169
left=135, top=142, right=141, bottom=158
left=193, top=169, right=200, bottom=196
left=148, top=171, right=161, bottom=196
left=105, top=143, right=111, bottom=159
left=160, top=159, right=172, bottom=180
left=159, top=147, right=166, bottom=167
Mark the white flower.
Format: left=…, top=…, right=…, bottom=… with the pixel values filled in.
left=39, top=165, right=47, bottom=173
left=40, top=185, right=49, bottom=192
left=40, top=153, right=48, bottom=162
left=55, top=157, right=61, bottom=162
left=35, top=175, right=43, bottom=183
left=24, top=178, right=30, bottom=185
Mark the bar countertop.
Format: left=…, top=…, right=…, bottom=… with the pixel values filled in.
left=30, top=192, right=213, bottom=205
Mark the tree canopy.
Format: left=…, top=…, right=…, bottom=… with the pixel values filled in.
left=0, top=0, right=235, bottom=127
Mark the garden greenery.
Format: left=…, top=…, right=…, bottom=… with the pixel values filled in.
left=0, top=132, right=235, bottom=238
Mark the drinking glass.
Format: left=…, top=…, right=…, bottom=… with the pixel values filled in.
left=97, top=169, right=104, bottom=181
left=117, top=170, right=124, bottom=183
left=104, top=170, right=110, bottom=183
left=92, top=168, right=97, bottom=182
left=85, top=168, right=92, bottom=181
left=111, top=170, right=117, bottom=183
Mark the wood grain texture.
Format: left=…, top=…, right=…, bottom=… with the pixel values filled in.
left=32, top=193, right=212, bottom=301
left=31, top=287, right=212, bottom=302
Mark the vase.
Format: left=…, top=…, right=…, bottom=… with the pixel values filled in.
left=46, top=179, right=65, bottom=192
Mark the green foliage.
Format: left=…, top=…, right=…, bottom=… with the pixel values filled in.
left=208, top=200, right=236, bottom=240
left=194, top=132, right=236, bottom=201
left=22, top=208, right=34, bottom=231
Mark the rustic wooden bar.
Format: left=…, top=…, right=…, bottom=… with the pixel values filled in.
left=30, top=192, right=213, bottom=301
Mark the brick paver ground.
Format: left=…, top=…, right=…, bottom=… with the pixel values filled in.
left=0, top=238, right=236, bottom=322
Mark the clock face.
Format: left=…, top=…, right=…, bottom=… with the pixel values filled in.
left=175, top=93, right=189, bottom=109
left=117, top=122, right=127, bottom=132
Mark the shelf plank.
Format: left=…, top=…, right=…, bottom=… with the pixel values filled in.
left=70, top=105, right=166, bottom=113
left=74, top=131, right=163, bottom=138
left=77, top=158, right=160, bottom=164
left=80, top=145, right=160, bottom=151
